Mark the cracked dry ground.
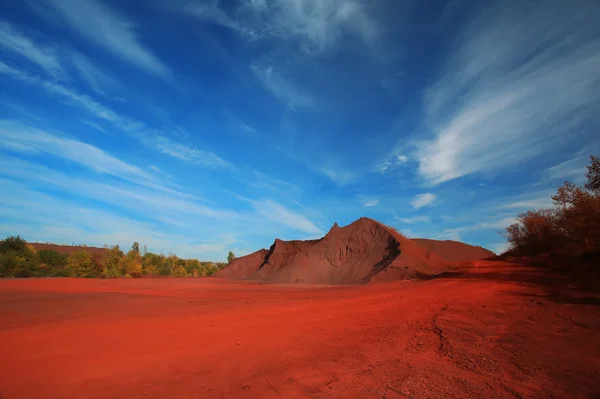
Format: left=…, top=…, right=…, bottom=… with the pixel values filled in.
left=1, top=261, right=599, bottom=399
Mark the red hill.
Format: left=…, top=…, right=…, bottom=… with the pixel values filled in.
left=216, top=217, right=448, bottom=284
left=412, top=239, right=494, bottom=262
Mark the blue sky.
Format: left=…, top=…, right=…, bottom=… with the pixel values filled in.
left=1, top=0, right=599, bottom=261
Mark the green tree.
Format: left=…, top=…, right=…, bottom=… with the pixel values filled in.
left=102, top=245, right=124, bottom=278
left=0, top=235, right=27, bottom=253
left=66, top=250, right=94, bottom=278
left=122, top=249, right=143, bottom=277
left=132, top=241, right=140, bottom=254
left=227, top=251, right=236, bottom=264
left=38, top=250, right=68, bottom=277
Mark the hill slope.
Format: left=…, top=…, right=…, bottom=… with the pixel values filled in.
left=216, top=217, right=448, bottom=284
left=412, top=239, right=494, bottom=262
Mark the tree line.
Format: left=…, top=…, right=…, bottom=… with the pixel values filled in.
left=506, top=155, right=600, bottom=261
left=0, top=238, right=236, bottom=278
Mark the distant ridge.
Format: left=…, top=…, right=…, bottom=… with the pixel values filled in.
left=412, top=239, right=494, bottom=262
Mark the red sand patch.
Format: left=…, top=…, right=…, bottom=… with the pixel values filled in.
left=217, top=217, right=448, bottom=284
left=412, top=238, right=495, bottom=262
left=1, top=261, right=599, bottom=398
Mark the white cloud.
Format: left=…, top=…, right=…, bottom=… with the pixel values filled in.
left=415, top=2, right=600, bottom=184
left=82, top=120, right=109, bottom=135
left=0, top=21, right=61, bottom=77
left=187, top=0, right=377, bottom=51
left=542, top=154, right=590, bottom=183
left=375, top=153, right=408, bottom=173
left=375, top=161, right=391, bottom=173
left=154, top=136, right=231, bottom=169
left=0, top=179, right=238, bottom=261
left=251, top=64, right=314, bottom=108
left=251, top=199, right=322, bottom=235
left=362, top=198, right=379, bottom=207
left=397, top=216, right=430, bottom=224
left=42, top=0, right=169, bottom=76
left=439, top=216, right=518, bottom=242
left=438, top=230, right=461, bottom=242
left=239, top=121, right=257, bottom=133
left=0, top=62, right=229, bottom=168
left=318, top=165, right=355, bottom=185
left=70, top=51, right=119, bottom=96
left=0, top=121, right=153, bottom=182
left=501, top=199, right=553, bottom=210
left=411, top=193, right=436, bottom=209
left=475, top=217, right=518, bottom=230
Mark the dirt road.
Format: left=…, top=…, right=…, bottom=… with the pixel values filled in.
left=1, top=261, right=599, bottom=398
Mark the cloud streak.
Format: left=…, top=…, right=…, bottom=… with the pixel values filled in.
left=411, top=193, right=436, bottom=209
left=41, top=0, right=169, bottom=76
left=251, top=199, right=322, bottom=235
left=186, top=0, right=377, bottom=51
left=0, top=21, right=62, bottom=77
left=0, top=60, right=229, bottom=168
left=0, top=121, right=153, bottom=182
left=251, top=64, right=314, bottom=108
left=415, top=1, right=600, bottom=184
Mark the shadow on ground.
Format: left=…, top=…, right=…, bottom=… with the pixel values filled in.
left=433, top=261, right=600, bottom=306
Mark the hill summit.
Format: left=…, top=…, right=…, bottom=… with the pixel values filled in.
left=216, top=217, right=449, bottom=284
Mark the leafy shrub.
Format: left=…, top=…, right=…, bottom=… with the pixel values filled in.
left=506, top=155, right=600, bottom=259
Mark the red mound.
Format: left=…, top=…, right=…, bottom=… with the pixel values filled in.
left=413, top=239, right=494, bottom=262
left=216, top=217, right=448, bottom=284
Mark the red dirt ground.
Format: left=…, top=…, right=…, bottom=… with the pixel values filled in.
left=412, top=239, right=495, bottom=262
left=1, top=261, right=599, bottom=398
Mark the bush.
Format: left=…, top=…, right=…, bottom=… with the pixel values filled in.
left=38, top=250, right=68, bottom=277
left=0, top=235, right=27, bottom=253
left=66, top=251, right=94, bottom=278
left=506, top=155, right=600, bottom=260
left=0, top=238, right=230, bottom=279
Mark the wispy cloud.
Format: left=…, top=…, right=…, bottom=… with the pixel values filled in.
left=542, top=154, right=590, bottom=183
left=397, top=216, right=429, bottom=224
left=82, top=120, right=109, bottom=135
left=239, top=121, right=257, bottom=133
left=153, top=136, right=232, bottom=169
left=70, top=51, right=119, bottom=96
left=0, top=179, right=238, bottom=260
left=0, top=121, right=153, bottom=182
left=501, top=199, right=553, bottom=210
left=251, top=199, right=322, bottom=235
left=318, top=165, right=355, bottom=185
left=361, top=198, right=379, bottom=207
left=41, top=0, right=169, bottom=76
left=411, top=193, right=436, bottom=209
left=376, top=153, right=409, bottom=173
left=0, top=21, right=61, bottom=77
left=0, top=61, right=228, bottom=168
left=440, top=216, right=517, bottom=241
left=415, top=2, right=600, bottom=184
left=186, top=0, right=377, bottom=51
left=499, top=189, right=555, bottom=210
left=251, top=64, right=314, bottom=108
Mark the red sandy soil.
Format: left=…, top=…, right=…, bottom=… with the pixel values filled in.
left=1, top=261, right=599, bottom=398
left=412, top=239, right=495, bottom=262
left=217, top=218, right=448, bottom=284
